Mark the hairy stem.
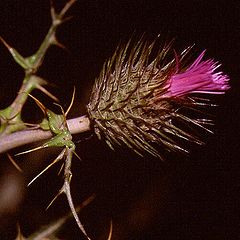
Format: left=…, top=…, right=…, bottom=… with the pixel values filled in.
left=0, top=115, right=90, bottom=154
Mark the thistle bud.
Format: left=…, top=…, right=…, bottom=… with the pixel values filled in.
left=87, top=37, right=230, bottom=159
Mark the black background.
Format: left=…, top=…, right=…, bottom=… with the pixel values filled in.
left=0, top=0, right=239, bottom=239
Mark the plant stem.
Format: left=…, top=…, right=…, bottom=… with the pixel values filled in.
left=0, top=115, right=90, bottom=154
left=0, top=0, right=77, bottom=135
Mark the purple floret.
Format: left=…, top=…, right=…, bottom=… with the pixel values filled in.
left=165, top=51, right=230, bottom=97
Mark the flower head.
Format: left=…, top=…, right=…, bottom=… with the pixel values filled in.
left=163, top=50, right=230, bottom=97
left=87, top=37, right=230, bottom=159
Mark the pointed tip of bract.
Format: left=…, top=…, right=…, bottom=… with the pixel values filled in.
left=0, top=36, right=11, bottom=50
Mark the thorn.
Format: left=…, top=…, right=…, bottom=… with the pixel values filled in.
left=50, top=0, right=57, bottom=21
left=54, top=39, right=67, bottom=51
left=0, top=108, right=21, bottom=122
left=0, top=36, right=29, bottom=69
left=73, top=150, right=82, bottom=161
left=62, top=147, right=91, bottom=239
left=53, top=102, right=68, bottom=129
left=27, top=93, right=47, bottom=114
left=63, top=180, right=91, bottom=239
left=76, top=194, right=96, bottom=211
left=46, top=188, right=64, bottom=211
left=107, top=220, right=113, bottom=240
left=28, top=149, right=66, bottom=186
left=15, top=223, right=25, bottom=240
left=7, top=153, right=23, bottom=172
left=59, top=0, right=77, bottom=19
left=58, top=162, right=65, bottom=175
left=36, top=84, right=59, bottom=102
left=27, top=195, right=95, bottom=240
left=50, top=0, right=76, bottom=26
left=53, top=103, right=65, bottom=115
left=22, top=122, right=39, bottom=129
left=15, top=145, right=46, bottom=156
left=0, top=36, right=11, bottom=50
left=52, top=86, right=76, bottom=130
left=65, top=86, right=76, bottom=117
left=53, top=103, right=67, bottom=122
left=61, top=15, right=74, bottom=24
left=51, top=35, right=69, bottom=52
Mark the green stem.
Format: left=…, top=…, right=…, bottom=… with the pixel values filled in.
left=0, top=0, right=76, bottom=135
left=0, top=76, right=48, bottom=135
left=29, top=0, right=77, bottom=71
left=28, top=20, right=57, bottom=72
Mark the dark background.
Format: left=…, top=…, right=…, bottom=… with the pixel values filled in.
left=0, top=0, right=239, bottom=239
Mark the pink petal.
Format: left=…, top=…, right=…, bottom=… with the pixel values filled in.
left=164, top=51, right=230, bottom=97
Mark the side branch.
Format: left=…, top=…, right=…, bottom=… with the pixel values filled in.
left=0, top=115, right=90, bottom=154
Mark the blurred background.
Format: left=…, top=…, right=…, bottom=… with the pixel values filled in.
left=0, top=0, right=239, bottom=239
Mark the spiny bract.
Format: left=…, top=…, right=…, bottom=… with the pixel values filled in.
left=87, top=37, right=229, bottom=159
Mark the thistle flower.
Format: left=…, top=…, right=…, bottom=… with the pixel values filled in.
left=87, top=37, right=230, bottom=159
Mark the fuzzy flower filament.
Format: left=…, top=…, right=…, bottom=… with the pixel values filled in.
left=164, top=51, right=230, bottom=97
